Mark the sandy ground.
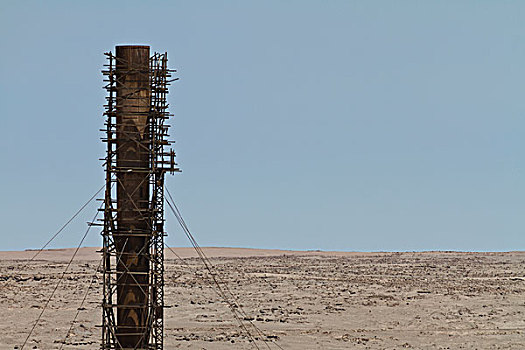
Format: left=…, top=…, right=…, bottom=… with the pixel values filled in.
left=1, top=247, right=524, bottom=349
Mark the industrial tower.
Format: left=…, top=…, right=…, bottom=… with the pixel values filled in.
left=101, top=45, right=179, bottom=349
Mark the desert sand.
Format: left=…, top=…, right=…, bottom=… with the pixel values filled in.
left=1, top=247, right=524, bottom=349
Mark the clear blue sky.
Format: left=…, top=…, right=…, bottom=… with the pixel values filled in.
left=1, top=1, right=523, bottom=251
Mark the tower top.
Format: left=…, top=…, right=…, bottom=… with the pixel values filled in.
left=115, top=45, right=150, bottom=49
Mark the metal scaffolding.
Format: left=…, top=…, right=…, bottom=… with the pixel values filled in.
left=101, top=46, right=179, bottom=349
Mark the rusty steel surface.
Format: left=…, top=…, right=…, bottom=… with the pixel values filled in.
left=114, top=45, right=151, bottom=348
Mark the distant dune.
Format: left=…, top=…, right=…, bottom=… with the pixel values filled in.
left=0, top=247, right=522, bottom=262
left=0, top=247, right=360, bottom=261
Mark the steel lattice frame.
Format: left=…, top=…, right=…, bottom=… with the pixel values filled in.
left=101, top=50, right=178, bottom=350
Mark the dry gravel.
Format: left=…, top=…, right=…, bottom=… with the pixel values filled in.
left=1, top=248, right=524, bottom=349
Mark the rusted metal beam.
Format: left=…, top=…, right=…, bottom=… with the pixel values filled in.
left=114, top=45, right=151, bottom=349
